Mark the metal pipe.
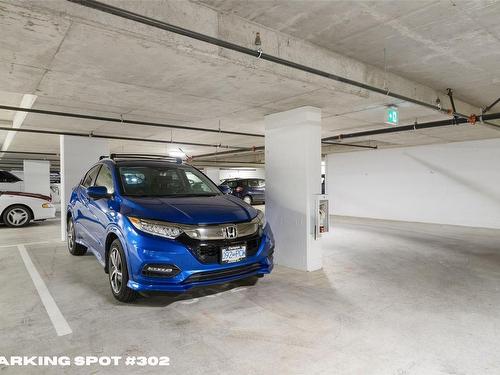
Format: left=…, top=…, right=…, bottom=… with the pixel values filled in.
left=484, top=97, right=500, bottom=113
left=70, top=0, right=480, bottom=123
left=193, top=112, right=500, bottom=158
left=323, top=111, right=500, bottom=141
left=191, top=160, right=264, bottom=165
left=322, top=141, right=378, bottom=149
left=0, top=125, right=251, bottom=150
left=0, top=105, right=264, bottom=139
left=192, top=146, right=265, bottom=159
left=0, top=158, right=60, bottom=164
left=0, top=150, right=59, bottom=156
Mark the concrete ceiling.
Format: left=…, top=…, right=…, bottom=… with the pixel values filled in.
left=199, top=0, right=500, bottom=108
left=0, top=0, right=499, bottom=168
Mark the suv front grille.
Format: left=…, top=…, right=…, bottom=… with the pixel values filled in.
left=177, top=230, right=262, bottom=264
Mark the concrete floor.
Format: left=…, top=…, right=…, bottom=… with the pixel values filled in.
left=1, top=216, right=500, bottom=374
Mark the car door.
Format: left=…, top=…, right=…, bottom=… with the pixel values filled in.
left=87, top=164, right=116, bottom=262
left=75, top=165, right=101, bottom=249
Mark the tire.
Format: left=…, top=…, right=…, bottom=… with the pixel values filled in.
left=243, top=195, right=252, bottom=205
left=67, top=218, right=87, bottom=256
left=2, top=205, right=31, bottom=228
left=108, top=239, right=138, bottom=303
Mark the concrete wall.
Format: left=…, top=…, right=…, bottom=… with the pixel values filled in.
left=23, top=160, right=50, bottom=196
left=327, top=138, right=500, bottom=229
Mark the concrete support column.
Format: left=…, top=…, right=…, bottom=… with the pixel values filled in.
left=205, top=168, right=220, bottom=185
left=23, top=160, right=50, bottom=196
left=60, top=135, right=109, bottom=241
left=265, top=106, right=322, bottom=271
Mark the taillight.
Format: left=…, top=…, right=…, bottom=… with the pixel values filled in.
left=235, top=186, right=243, bottom=193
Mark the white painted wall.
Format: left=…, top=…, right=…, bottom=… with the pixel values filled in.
left=265, top=107, right=322, bottom=271
left=60, top=135, right=109, bottom=240
left=23, top=160, right=50, bottom=196
left=327, top=138, right=500, bottom=229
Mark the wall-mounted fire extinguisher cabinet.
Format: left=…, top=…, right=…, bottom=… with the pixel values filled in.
left=314, top=194, right=330, bottom=240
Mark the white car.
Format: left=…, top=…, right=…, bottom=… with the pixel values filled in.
left=0, top=191, right=56, bottom=227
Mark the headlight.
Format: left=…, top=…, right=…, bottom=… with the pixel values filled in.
left=257, top=210, right=266, bottom=228
left=42, top=203, right=53, bottom=208
left=128, top=217, right=183, bottom=239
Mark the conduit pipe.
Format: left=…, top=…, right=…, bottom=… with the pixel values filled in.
left=0, top=105, right=263, bottom=139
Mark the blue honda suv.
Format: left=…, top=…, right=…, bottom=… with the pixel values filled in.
left=67, top=154, right=274, bottom=302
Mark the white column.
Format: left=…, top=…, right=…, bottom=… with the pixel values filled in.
left=23, top=160, right=50, bottom=196
left=265, top=106, right=322, bottom=271
left=60, top=135, right=109, bottom=241
left=205, top=168, right=220, bottom=185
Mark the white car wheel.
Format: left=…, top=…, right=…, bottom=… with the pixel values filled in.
left=3, top=205, right=31, bottom=227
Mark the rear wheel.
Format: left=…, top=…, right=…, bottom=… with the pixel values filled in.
left=108, top=239, right=138, bottom=303
left=243, top=195, right=252, bottom=205
left=67, top=218, right=87, bottom=255
left=2, top=205, right=31, bottom=227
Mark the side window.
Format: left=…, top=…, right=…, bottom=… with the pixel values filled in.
left=247, top=179, right=265, bottom=187
left=226, top=180, right=237, bottom=188
left=185, top=171, right=212, bottom=192
left=94, top=165, right=115, bottom=194
left=82, top=166, right=100, bottom=188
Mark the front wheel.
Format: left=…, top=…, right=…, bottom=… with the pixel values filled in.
left=108, top=239, right=138, bottom=303
left=2, top=205, right=31, bottom=227
left=67, top=218, right=87, bottom=256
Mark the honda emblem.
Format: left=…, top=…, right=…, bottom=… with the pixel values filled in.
left=223, top=225, right=238, bottom=239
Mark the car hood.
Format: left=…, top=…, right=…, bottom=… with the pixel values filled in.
left=120, top=194, right=258, bottom=225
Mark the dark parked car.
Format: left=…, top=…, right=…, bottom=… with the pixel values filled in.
left=219, top=178, right=265, bottom=205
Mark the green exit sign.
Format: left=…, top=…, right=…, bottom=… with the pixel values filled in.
left=386, top=106, right=399, bottom=125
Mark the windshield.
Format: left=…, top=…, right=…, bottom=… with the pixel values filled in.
left=118, top=165, right=221, bottom=197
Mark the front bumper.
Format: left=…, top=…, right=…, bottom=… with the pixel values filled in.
left=35, top=206, right=56, bottom=220
left=123, top=223, right=275, bottom=292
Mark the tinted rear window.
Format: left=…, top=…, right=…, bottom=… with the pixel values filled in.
left=247, top=179, right=265, bottom=187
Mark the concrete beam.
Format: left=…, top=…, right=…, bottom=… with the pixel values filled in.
left=10, top=0, right=480, bottom=118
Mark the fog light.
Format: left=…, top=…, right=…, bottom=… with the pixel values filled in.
left=142, top=264, right=180, bottom=278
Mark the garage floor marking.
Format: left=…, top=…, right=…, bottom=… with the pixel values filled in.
left=17, top=244, right=72, bottom=336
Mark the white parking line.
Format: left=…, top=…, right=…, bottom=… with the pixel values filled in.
left=17, top=244, right=72, bottom=336
left=0, top=239, right=60, bottom=249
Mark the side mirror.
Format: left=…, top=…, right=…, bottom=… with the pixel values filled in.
left=87, top=186, right=110, bottom=199
left=218, top=184, right=232, bottom=195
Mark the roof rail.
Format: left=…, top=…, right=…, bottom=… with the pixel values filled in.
left=101, top=153, right=184, bottom=164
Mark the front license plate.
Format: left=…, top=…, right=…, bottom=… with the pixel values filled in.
left=221, top=245, right=246, bottom=264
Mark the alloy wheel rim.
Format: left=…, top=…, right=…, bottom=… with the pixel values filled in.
left=6, top=208, right=29, bottom=226
left=109, top=247, right=123, bottom=294
left=67, top=221, right=74, bottom=249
